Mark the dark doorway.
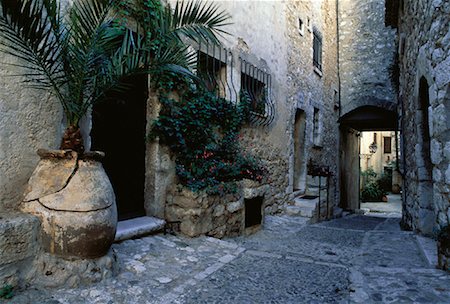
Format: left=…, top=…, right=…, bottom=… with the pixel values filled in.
left=245, top=196, right=263, bottom=228
left=91, top=75, right=148, bottom=220
left=418, top=77, right=432, bottom=181
left=415, top=77, right=434, bottom=234
left=293, top=109, right=307, bottom=192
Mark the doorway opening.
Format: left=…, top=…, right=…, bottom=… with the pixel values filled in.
left=339, top=105, right=400, bottom=215
left=414, top=77, right=434, bottom=233
left=359, top=130, right=402, bottom=215
left=91, top=75, right=148, bottom=221
left=293, top=109, right=307, bottom=192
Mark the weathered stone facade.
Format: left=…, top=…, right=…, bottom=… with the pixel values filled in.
left=338, top=0, right=398, bottom=115
left=165, top=181, right=268, bottom=238
left=398, top=0, right=450, bottom=234
left=337, top=0, right=398, bottom=210
left=285, top=0, right=340, bottom=213
left=0, top=0, right=449, bottom=291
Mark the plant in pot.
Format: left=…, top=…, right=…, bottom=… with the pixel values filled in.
left=0, top=0, right=229, bottom=258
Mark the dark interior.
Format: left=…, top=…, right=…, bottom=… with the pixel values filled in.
left=245, top=196, right=264, bottom=228
left=91, top=75, right=148, bottom=221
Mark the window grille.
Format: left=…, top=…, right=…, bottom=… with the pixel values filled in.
left=195, top=41, right=237, bottom=102
left=313, top=29, right=322, bottom=71
left=239, top=58, right=275, bottom=126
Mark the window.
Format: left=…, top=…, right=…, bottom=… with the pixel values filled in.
left=197, top=51, right=227, bottom=97
left=298, top=18, right=304, bottom=36
left=241, top=72, right=267, bottom=115
left=383, top=136, right=392, bottom=153
left=313, top=29, right=322, bottom=71
left=239, top=58, right=274, bottom=126
left=313, top=107, right=321, bottom=146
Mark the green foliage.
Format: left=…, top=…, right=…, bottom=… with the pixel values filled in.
left=360, top=168, right=387, bottom=202
left=377, top=173, right=392, bottom=193
left=0, top=285, right=13, bottom=299
left=0, top=0, right=230, bottom=148
left=149, top=85, right=266, bottom=195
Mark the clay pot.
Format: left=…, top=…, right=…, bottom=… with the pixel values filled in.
left=21, top=149, right=117, bottom=259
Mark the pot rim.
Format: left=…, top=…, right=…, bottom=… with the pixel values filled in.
left=37, top=149, right=105, bottom=161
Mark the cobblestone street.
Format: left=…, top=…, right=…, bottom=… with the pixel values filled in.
left=8, top=214, right=450, bottom=304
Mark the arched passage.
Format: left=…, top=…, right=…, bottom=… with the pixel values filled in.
left=339, top=106, right=398, bottom=210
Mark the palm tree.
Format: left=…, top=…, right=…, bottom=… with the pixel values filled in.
left=0, top=0, right=230, bottom=153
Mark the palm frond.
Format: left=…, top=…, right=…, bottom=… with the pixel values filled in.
left=0, top=0, right=67, bottom=102
left=170, top=0, right=231, bottom=44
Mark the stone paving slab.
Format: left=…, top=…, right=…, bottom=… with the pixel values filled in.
left=361, top=231, right=428, bottom=268
left=4, top=214, right=450, bottom=304
left=359, top=267, right=450, bottom=303
left=175, top=254, right=349, bottom=304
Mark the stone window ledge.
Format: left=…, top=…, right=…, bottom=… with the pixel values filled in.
left=313, top=66, right=323, bottom=77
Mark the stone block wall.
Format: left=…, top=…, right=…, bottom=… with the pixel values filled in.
left=338, top=0, right=398, bottom=115
left=165, top=181, right=268, bottom=238
left=398, top=0, right=450, bottom=234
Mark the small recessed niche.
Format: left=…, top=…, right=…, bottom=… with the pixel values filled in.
left=245, top=196, right=263, bottom=228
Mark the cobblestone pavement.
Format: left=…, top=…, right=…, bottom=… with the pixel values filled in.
left=5, top=214, right=450, bottom=303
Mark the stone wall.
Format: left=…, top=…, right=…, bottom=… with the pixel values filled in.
left=338, top=0, right=398, bottom=115
left=0, top=7, right=65, bottom=212
left=165, top=181, right=268, bottom=238
left=399, top=0, right=450, bottom=234
left=285, top=0, right=340, bottom=209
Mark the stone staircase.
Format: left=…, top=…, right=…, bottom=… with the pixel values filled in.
left=285, top=174, right=334, bottom=222
left=285, top=195, right=320, bottom=220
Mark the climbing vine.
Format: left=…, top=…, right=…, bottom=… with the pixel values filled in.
left=149, top=84, right=267, bottom=195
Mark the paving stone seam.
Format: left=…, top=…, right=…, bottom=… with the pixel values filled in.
left=312, top=225, right=367, bottom=233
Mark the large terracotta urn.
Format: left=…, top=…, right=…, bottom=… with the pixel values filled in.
left=21, top=149, right=117, bottom=259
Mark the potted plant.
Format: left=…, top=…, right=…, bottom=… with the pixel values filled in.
left=0, top=0, right=229, bottom=258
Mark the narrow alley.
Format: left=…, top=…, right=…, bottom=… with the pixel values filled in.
left=10, top=212, right=450, bottom=304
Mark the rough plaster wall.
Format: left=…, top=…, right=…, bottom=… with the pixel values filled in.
left=338, top=0, right=397, bottom=115
left=399, top=0, right=450, bottom=233
left=285, top=0, right=340, bottom=208
left=0, top=55, right=63, bottom=211
left=0, top=1, right=74, bottom=211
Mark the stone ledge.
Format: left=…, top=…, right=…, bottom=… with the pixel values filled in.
left=0, top=213, right=40, bottom=267
left=115, top=216, right=165, bottom=242
left=415, top=235, right=438, bottom=268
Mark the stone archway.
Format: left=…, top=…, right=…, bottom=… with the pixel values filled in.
left=339, top=106, right=398, bottom=210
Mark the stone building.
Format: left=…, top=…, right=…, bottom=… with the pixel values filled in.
left=397, top=0, right=450, bottom=235
left=0, top=0, right=449, bottom=289
left=338, top=0, right=398, bottom=210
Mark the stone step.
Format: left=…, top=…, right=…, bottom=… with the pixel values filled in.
left=115, top=216, right=166, bottom=242
left=285, top=196, right=320, bottom=218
